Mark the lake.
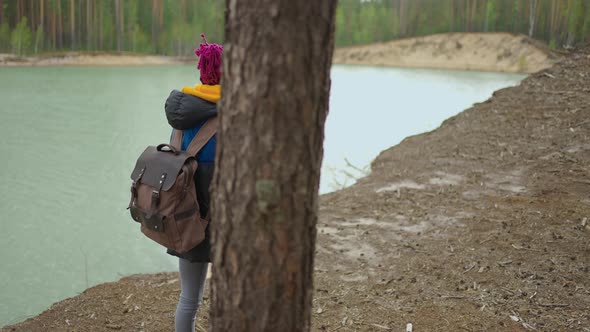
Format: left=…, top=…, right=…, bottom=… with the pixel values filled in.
left=0, top=65, right=524, bottom=325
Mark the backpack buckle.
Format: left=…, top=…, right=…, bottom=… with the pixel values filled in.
left=151, top=190, right=161, bottom=208
left=150, top=173, right=166, bottom=207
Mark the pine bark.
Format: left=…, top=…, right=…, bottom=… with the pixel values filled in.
left=39, top=0, right=44, bottom=49
left=115, top=0, right=122, bottom=51
left=529, top=0, right=536, bottom=37
left=210, top=0, right=337, bottom=331
left=151, top=0, right=159, bottom=53
left=87, top=0, right=91, bottom=50
left=400, top=0, right=407, bottom=36
left=70, top=0, right=75, bottom=50
left=56, top=0, right=63, bottom=49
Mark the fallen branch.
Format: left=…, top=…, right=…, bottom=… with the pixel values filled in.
left=463, top=262, right=477, bottom=273
left=440, top=295, right=466, bottom=299
left=371, top=323, right=392, bottom=330
left=538, top=303, right=569, bottom=308
left=479, top=234, right=495, bottom=244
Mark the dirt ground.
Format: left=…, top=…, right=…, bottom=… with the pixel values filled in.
left=333, top=33, right=558, bottom=73
left=4, top=48, right=589, bottom=332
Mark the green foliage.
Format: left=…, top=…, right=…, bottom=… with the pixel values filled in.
left=485, top=1, right=498, bottom=32
left=130, top=24, right=151, bottom=53
left=1, top=0, right=589, bottom=55
left=34, top=27, right=43, bottom=54
left=568, top=0, right=585, bottom=43
left=10, top=17, right=32, bottom=56
left=583, top=4, right=590, bottom=43
left=0, top=22, right=10, bottom=52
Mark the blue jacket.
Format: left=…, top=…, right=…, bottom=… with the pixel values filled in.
left=176, top=123, right=216, bottom=163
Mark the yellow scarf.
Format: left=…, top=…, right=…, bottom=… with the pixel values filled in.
left=181, top=84, right=221, bottom=103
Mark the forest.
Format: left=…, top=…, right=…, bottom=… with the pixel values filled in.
left=1, top=0, right=589, bottom=56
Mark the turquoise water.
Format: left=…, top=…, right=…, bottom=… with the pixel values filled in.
left=0, top=65, right=524, bottom=325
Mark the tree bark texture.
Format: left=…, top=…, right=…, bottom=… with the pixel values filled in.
left=115, top=0, right=122, bottom=52
left=210, top=0, right=337, bottom=331
left=529, top=0, right=535, bottom=37
left=87, top=0, right=91, bottom=50
left=70, top=0, right=76, bottom=50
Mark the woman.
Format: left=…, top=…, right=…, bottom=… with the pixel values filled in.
left=164, top=34, right=222, bottom=332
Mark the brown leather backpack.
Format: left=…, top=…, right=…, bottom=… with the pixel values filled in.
left=127, top=117, right=217, bottom=253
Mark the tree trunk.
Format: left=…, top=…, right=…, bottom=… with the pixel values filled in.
left=57, top=0, right=63, bottom=49
left=449, top=0, right=455, bottom=32
left=400, top=0, right=407, bottom=36
left=470, top=0, right=477, bottom=32
left=192, top=0, right=198, bottom=24
left=70, top=0, right=75, bottom=50
left=115, top=0, right=122, bottom=52
left=464, top=0, right=472, bottom=32
left=16, top=0, right=21, bottom=23
left=151, top=0, right=159, bottom=53
left=93, top=0, right=98, bottom=50
left=87, top=0, right=91, bottom=50
left=99, top=1, right=103, bottom=50
left=0, top=0, right=3, bottom=25
left=550, top=0, right=557, bottom=39
left=51, top=7, right=56, bottom=50
left=210, top=0, right=337, bottom=331
left=120, top=0, right=125, bottom=51
left=30, top=0, right=35, bottom=32
left=39, top=0, right=44, bottom=50
left=529, top=0, right=536, bottom=37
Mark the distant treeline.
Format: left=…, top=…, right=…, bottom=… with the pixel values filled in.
left=1, top=0, right=589, bottom=56
left=0, top=0, right=224, bottom=56
left=337, top=0, right=590, bottom=49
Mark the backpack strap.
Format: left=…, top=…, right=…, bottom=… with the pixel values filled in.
left=171, top=129, right=183, bottom=150
left=186, top=117, right=218, bottom=157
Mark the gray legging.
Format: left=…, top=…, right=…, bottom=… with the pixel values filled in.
left=175, top=258, right=209, bottom=332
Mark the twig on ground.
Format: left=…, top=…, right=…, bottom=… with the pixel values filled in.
left=371, top=323, right=392, bottom=330
left=500, top=287, right=515, bottom=295
left=463, top=262, right=477, bottom=273
left=440, top=295, right=466, bottom=299
left=479, top=234, right=495, bottom=244
left=538, top=303, right=569, bottom=308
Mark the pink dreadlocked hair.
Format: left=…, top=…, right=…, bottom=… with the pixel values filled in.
left=194, top=33, right=223, bottom=85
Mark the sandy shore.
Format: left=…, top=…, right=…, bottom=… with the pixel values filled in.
left=333, top=32, right=558, bottom=73
left=2, top=33, right=558, bottom=72
left=0, top=52, right=190, bottom=66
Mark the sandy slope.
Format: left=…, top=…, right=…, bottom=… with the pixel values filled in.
left=333, top=32, right=558, bottom=73
left=2, top=33, right=557, bottom=72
